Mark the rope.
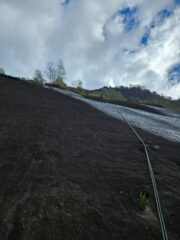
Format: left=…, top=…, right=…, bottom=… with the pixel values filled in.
left=47, top=86, right=169, bottom=239
left=119, top=111, right=169, bottom=240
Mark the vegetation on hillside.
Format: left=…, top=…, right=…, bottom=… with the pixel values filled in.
left=116, top=85, right=180, bottom=112
left=0, top=62, right=179, bottom=112
left=33, top=69, right=44, bottom=85
left=72, top=85, right=180, bottom=112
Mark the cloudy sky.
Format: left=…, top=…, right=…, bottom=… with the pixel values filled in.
left=0, top=0, right=180, bottom=98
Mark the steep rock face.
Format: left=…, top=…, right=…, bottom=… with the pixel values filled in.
left=0, top=75, right=179, bottom=240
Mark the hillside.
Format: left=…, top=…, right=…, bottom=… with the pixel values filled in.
left=86, top=86, right=180, bottom=112
left=0, top=75, right=180, bottom=240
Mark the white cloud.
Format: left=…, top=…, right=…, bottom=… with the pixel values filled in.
left=0, top=0, right=179, bottom=98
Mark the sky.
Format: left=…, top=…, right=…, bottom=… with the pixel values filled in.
left=0, top=0, right=180, bottom=99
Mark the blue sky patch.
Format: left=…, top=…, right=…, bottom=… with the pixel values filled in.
left=140, top=7, right=174, bottom=46
left=118, top=6, right=139, bottom=31
left=175, top=0, right=180, bottom=5
left=61, top=0, right=70, bottom=6
left=168, top=63, right=180, bottom=84
left=141, top=29, right=150, bottom=45
left=157, top=8, right=173, bottom=23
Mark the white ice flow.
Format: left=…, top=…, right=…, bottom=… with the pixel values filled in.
left=48, top=87, right=180, bottom=143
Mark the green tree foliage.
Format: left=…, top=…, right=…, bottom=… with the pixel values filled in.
left=105, top=89, right=125, bottom=101
left=72, top=80, right=86, bottom=95
left=89, top=87, right=125, bottom=101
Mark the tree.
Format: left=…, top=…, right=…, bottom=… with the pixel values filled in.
left=72, top=79, right=83, bottom=88
left=45, top=62, right=56, bottom=82
left=45, top=60, right=66, bottom=84
left=56, top=59, right=66, bottom=82
left=33, top=69, right=44, bottom=85
left=71, top=79, right=85, bottom=95
left=0, top=67, right=5, bottom=75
